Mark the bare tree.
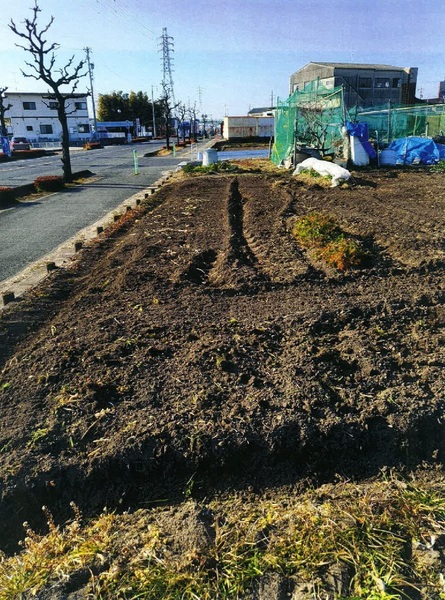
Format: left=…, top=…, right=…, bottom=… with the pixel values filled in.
left=159, top=81, right=179, bottom=151
left=0, top=87, right=12, bottom=137
left=177, top=102, right=187, bottom=143
left=296, top=103, right=334, bottom=155
left=9, top=1, right=87, bottom=181
left=188, top=101, right=198, bottom=142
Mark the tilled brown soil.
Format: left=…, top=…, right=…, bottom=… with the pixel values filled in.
left=1, top=167, right=445, bottom=552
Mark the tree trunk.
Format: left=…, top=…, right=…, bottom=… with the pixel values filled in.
left=165, top=110, right=171, bottom=150
left=58, top=101, right=73, bottom=182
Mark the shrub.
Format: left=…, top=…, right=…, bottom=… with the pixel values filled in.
left=0, top=186, right=15, bottom=205
left=34, top=175, right=65, bottom=192
left=293, top=212, right=367, bottom=271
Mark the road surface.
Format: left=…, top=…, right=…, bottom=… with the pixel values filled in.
left=0, top=142, right=200, bottom=281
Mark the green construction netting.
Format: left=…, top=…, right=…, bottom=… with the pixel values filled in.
left=272, top=82, right=345, bottom=165
left=355, top=103, right=445, bottom=144
left=272, top=81, right=445, bottom=165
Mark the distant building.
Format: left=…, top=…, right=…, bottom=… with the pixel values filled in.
left=439, top=81, right=445, bottom=101
left=247, top=107, right=275, bottom=117
left=289, top=62, right=418, bottom=109
left=223, top=116, right=274, bottom=140
left=4, top=92, right=91, bottom=144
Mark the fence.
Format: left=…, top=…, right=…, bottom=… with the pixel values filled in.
left=355, top=102, right=445, bottom=145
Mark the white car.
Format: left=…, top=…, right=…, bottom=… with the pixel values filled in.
left=10, top=137, right=31, bottom=151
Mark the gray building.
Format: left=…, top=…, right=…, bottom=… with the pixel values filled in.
left=290, top=62, right=418, bottom=109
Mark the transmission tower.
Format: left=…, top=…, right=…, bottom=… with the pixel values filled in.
left=159, top=27, right=176, bottom=106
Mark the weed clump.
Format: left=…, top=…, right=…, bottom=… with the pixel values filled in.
left=430, top=160, right=445, bottom=173
left=293, top=212, right=367, bottom=271
left=182, top=161, right=241, bottom=175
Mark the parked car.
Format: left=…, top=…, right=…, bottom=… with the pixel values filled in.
left=10, top=137, right=31, bottom=151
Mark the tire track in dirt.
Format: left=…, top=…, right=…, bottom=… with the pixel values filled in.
left=208, top=178, right=269, bottom=289
left=239, top=177, right=311, bottom=283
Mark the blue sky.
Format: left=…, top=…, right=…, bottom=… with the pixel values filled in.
left=0, top=0, right=443, bottom=119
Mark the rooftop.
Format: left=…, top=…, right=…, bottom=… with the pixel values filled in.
left=310, top=61, right=408, bottom=71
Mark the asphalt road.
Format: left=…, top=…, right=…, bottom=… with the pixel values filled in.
left=0, top=142, right=199, bottom=282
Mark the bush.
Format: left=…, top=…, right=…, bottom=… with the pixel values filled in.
left=34, top=176, right=65, bottom=193
left=0, top=186, right=15, bottom=205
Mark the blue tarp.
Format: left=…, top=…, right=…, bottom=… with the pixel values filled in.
left=388, top=137, right=442, bottom=165
left=346, top=121, right=376, bottom=159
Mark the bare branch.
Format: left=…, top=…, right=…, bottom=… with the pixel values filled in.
left=9, top=0, right=88, bottom=182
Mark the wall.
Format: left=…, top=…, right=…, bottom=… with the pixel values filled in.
left=5, top=93, right=91, bottom=144
left=290, top=64, right=418, bottom=109
left=223, top=116, right=274, bottom=140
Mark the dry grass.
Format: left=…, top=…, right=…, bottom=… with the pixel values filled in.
left=2, top=471, right=445, bottom=599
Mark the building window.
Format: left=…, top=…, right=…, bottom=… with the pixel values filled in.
left=23, top=101, right=36, bottom=110
left=40, top=124, right=53, bottom=134
left=26, top=126, right=33, bottom=132
left=74, top=101, right=87, bottom=110
left=359, top=77, right=372, bottom=88
left=375, top=78, right=391, bottom=89
left=48, top=101, right=58, bottom=110
left=78, top=124, right=90, bottom=133
left=392, top=78, right=401, bottom=89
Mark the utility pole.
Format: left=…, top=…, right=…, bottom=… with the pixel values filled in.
left=151, top=85, right=157, bottom=139
left=84, top=47, right=98, bottom=139
left=159, top=27, right=176, bottom=106
left=197, top=86, right=203, bottom=113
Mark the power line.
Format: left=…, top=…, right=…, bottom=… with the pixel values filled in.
left=77, top=0, right=156, bottom=42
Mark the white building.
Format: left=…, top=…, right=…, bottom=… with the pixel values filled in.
left=4, top=92, right=91, bottom=145
left=223, top=116, right=274, bottom=140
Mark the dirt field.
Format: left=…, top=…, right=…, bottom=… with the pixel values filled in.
left=1, top=162, right=445, bottom=596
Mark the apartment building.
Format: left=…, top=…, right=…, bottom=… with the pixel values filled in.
left=4, top=92, right=91, bottom=144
